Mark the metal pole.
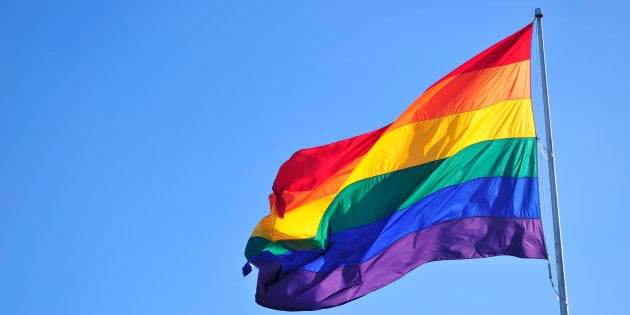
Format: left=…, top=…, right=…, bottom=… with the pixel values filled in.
left=534, top=8, right=569, bottom=315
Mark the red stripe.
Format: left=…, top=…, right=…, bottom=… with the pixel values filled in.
left=429, top=23, right=532, bottom=90
left=272, top=125, right=389, bottom=217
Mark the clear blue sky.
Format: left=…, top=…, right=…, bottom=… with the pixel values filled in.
left=2, top=1, right=628, bottom=314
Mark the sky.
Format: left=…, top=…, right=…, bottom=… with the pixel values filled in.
left=2, top=1, right=629, bottom=314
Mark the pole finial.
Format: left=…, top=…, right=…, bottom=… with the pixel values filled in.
left=535, top=8, right=543, bottom=18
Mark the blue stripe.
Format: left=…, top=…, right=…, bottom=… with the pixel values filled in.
left=258, top=176, right=540, bottom=274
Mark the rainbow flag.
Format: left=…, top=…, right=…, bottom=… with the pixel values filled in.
left=244, top=23, right=547, bottom=311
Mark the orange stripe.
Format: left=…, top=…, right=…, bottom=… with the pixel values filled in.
left=390, top=59, right=530, bottom=129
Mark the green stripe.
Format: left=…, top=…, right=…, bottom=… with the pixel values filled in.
left=245, top=137, right=537, bottom=259
left=245, top=237, right=290, bottom=259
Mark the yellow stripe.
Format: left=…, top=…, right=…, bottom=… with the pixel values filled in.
left=251, top=215, right=274, bottom=238
left=251, top=195, right=335, bottom=240
left=253, top=98, right=535, bottom=241
left=342, top=98, right=535, bottom=186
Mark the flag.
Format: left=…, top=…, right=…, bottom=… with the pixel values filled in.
left=244, top=23, right=547, bottom=311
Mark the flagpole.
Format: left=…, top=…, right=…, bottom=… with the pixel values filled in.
left=534, top=8, right=569, bottom=315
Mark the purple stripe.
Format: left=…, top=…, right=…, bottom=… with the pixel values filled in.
left=254, top=217, right=546, bottom=311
